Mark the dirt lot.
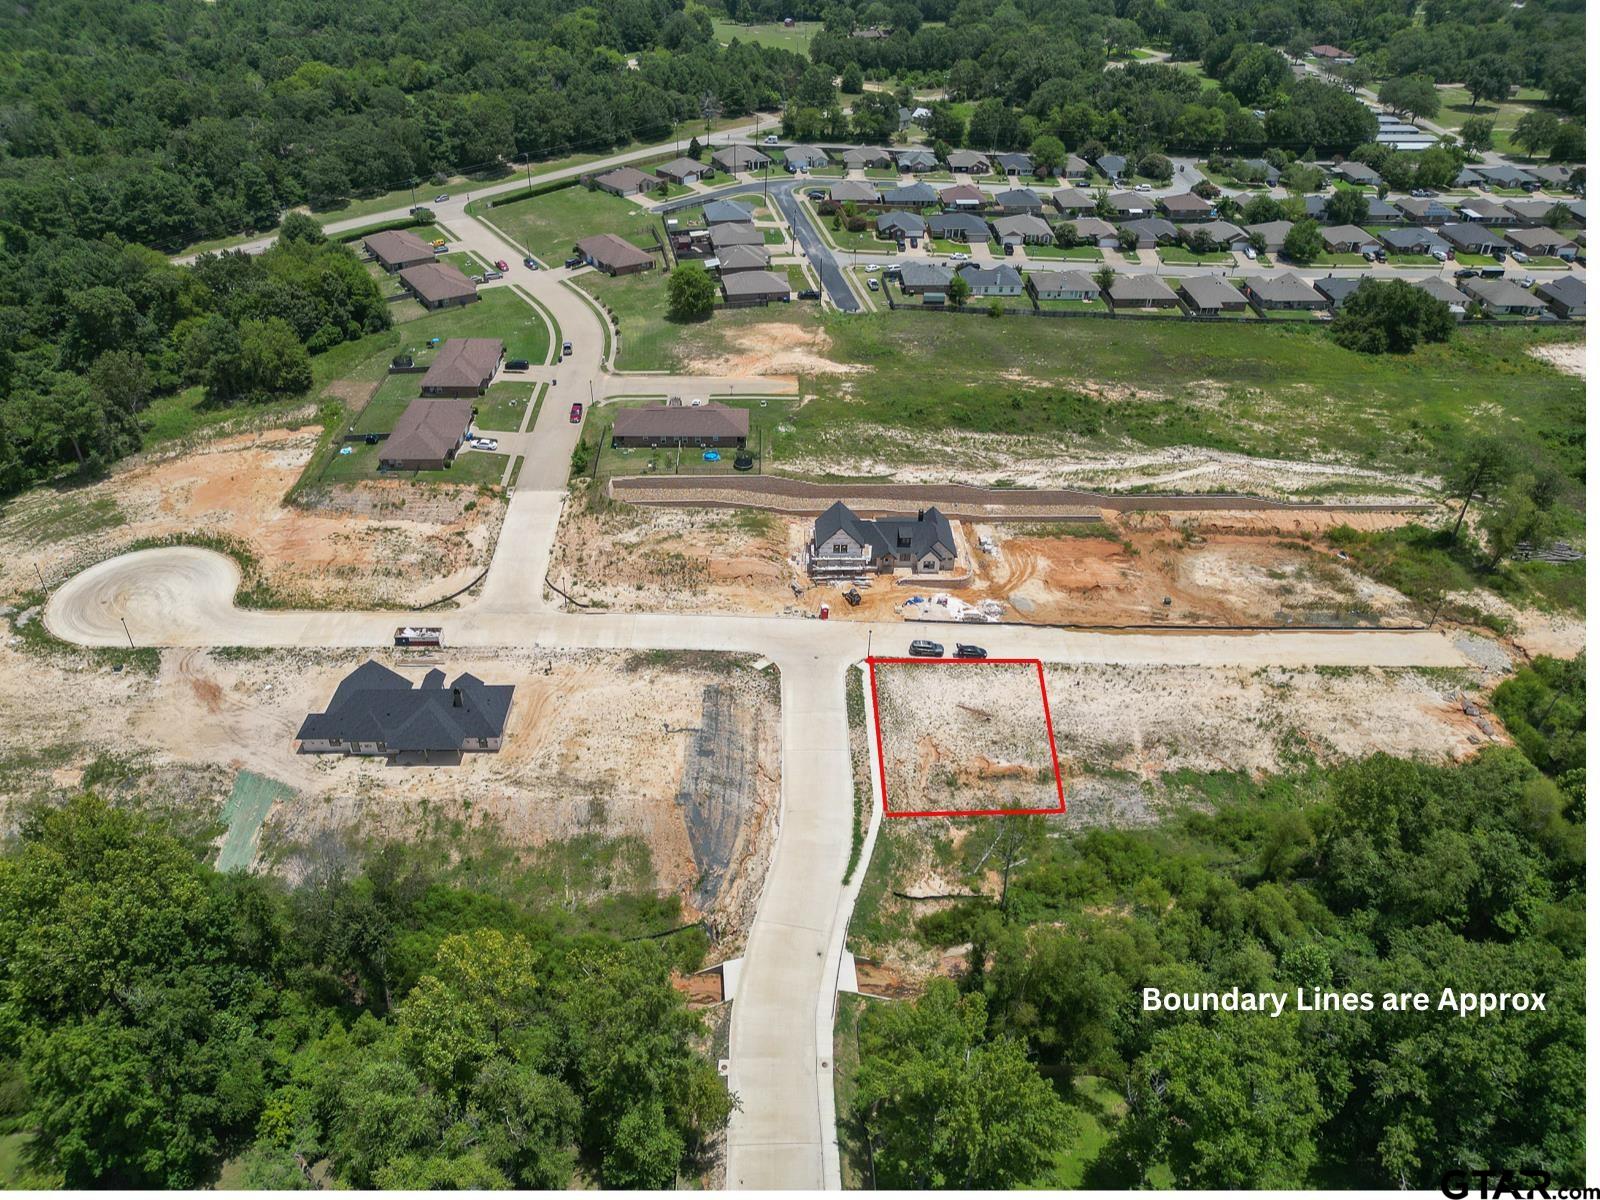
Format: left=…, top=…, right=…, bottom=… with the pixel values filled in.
left=849, top=657, right=1507, bottom=978
left=871, top=661, right=1062, bottom=816
left=0, top=643, right=780, bottom=952
left=554, top=501, right=1426, bottom=627
left=0, top=428, right=505, bottom=609
left=679, top=322, right=861, bottom=378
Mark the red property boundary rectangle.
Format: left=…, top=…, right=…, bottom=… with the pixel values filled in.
left=866, top=657, right=1067, bottom=818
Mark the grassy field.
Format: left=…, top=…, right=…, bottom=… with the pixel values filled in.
left=1157, top=247, right=1233, bottom=264
left=576, top=269, right=817, bottom=372
left=478, top=184, right=664, bottom=265
left=711, top=17, right=819, bottom=52
left=1432, top=84, right=1552, bottom=151
left=774, top=312, right=1585, bottom=493
left=473, top=381, right=542, bottom=432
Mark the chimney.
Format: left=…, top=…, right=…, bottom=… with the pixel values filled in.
left=451, top=687, right=463, bottom=708
left=916, top=508, right=925, bottom=521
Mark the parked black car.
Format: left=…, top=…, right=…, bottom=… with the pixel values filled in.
left=505, top=358, right=530, bottom=370
left=798, top=289, right=821, bottom=300
left=908, top=640, right=944, bottom=657
left=564, top=255, right=583, bottom=268
left=954, top=644, right=988, bottom=659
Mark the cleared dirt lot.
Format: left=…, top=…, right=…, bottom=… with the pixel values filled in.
left=0, top=428, right=504, bottom=609
left=871, top=661, right=1062, bottom=816
left=0, top=642, right=780, bottom=952
left=850, top=656, right=1507, bottom=978
left=553, top=500, right=1425, bottom=627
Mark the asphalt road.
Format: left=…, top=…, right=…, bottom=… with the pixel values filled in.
left=654, top=178, right=863, bottom=312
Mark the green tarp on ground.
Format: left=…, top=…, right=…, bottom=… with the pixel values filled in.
left=216, top=770, right=294, bottom=872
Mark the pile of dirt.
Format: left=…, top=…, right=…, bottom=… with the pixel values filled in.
left=0, top=428, right=506, bottom=609
left=1526, top=341, right=1585, bottom=378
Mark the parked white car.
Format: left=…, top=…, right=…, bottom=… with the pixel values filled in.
left=1135, top=183, right=1153, bottom=192
left=864, top=263, right=880, bottom=273
left=471, top=437, right=498, bottom=451
left=947, top=252, right=971, bottom=262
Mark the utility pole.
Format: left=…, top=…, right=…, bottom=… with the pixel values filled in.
left=33, top=562, right=46, bottom=591
left=120, top=617, right=134, bottom=649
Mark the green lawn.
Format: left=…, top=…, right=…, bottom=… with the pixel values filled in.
left=1432, top=84, right=1552, bottom=147
left=778, top=313, right=1584, bottom=496
left=473, top=381, right=542, bottom=432
left=1033, top=1077, right=1127, bottom=1188
left=1023, top=244, right=1103, bottom=261
left=1389, top=254, right=1442, bottom=266
left=590, top=394, right=793, bottom=484
left=1035, top=296, right=1110, bottom=313
left=1454, top=253, right=1499, bottom=266
left=1157, top=247, right=1233, bottom=264
left=481, top=184, right=663, bottom=266
left=865, top=167, right=901, bottom=180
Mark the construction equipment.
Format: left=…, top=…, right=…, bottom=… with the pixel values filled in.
left=843, top=588, right=862, bottom=606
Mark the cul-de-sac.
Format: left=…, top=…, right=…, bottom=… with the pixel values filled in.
left=0, top=0, right=1586, bottom=1192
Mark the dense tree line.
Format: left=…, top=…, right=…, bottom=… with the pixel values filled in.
left=0, top=0, right=808, bottom=252
left=850, top=739, right=1585, bottom=1187
left=0, top=796, right=728, bottom=1188
left=784, top=0, right=1581, bottom=159
left=0, top=212, right=388, bottom=498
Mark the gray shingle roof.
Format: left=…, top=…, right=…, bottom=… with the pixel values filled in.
left=297, top=661, right=514, bottom=752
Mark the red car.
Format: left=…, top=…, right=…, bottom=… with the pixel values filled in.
left=569, top=402, right=583, bottom=423
left=494, top=259, right=509, bottom=271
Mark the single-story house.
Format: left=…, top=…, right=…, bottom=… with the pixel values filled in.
left=1413, top=276, right=1471, bottom=316
left=593, top=166, right=657, bottom=196
left=1062, top=217, right=1119, bottom=247
left=831, top=180, right=883, bottom=205
left=785, top=145, right=830, bottom=169
left=994, top=151, right=1032, bottom=176
left=1380, top=226, right=1447, bottom=256
left=843, top=147, right=894, bottom=170
left=575, top=232, right=655, bottom=275
left=611, top=400, right=749, bottom=448
left=1529, top=165, right=1578, bottom=190
left=877, top=211, right=927, bottom=240
left=712, top=145, right=770, bottom=173
left=809, top=501, right=957, bottom=576
left=377, top=398, right=476, bottom=471
left=1439, top=224, right=1508, bottom=255
left=1061, top=154, right=1092, bottom=182
left=1160, top=191, right=1214, bottom=221
left=1179, top=275, right=1248, bottom=314
left=1504, top=227, right=1579, bottom=260
left=1476, top=164, right=1535, bottom=189
left=1107, top=274, right=1180, bottom=309
left=1506, top=199, right=1565, bottom=225
left=1462, top=277, right=1548, bottom=315
left=703, top=199, right=754, bottom=225
left=896, top=148, right=938, bottom=173
left=710, top=222, right=764, bottom=249
left=1533, top=275, right=1585, bottom=318
left=940, top=183, right=986, bottom=208
left=1456, top=199, right=1516, bottom=226
left=1365, top=197, right=1402, bottom=223
left=991, top=214, right=1054, bottom=245
left=1097, top=154, right=1127, bottom=181
left=657, top=156, right=706, bottom=185
left=1309, top=44, right=1355, bottom=63
left=398, top=262, right=479, bottom=310
left=721, top=269, right=792, bottom=305
left=1313, top=275, right=1364, bottom=309
left=297, top=661, right=515, bottom=759
left=1301, top=194, right=1330, bottom=222
left=956, top=263, right=1023, bottom=296
left=1189, top=219, right=1248, bottom=247
left=1332, top=161, right=1381, bottom=186
left=419, top=338, right=503, bottom=397
left=1455, top=167, right=1485, bottom=188
left=1239, top=159, right=1281, bottom=185
left=1029, top=269, right=1100, bottom=301
left=1241, top=274, right=1329, bottom=311
left=946, top=149, right=990, bottom=174
left=711, top=243, right=770, bottom=274
left=898, top=262, right=954, bottom=294
left=1120, top=217, right=1179, bottom=248
left=1051, top=187, right=1095, bottom=214
left=1107, top=191, right=1152, bottom=219
left=995, top=187, right=1044, bottom=214
left=884, top=181, right=939, bottom=208
left=927, top=211, right=992, bottom=242
left=1321, top=224, right=1382, bottom=254
left=1246, top=220, right=1294, bottom=253
left=1394, top=196, right=1454, bottom=224
left=364, top=229, right=436, bottom=272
